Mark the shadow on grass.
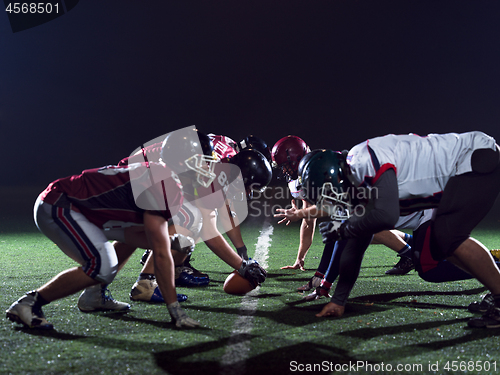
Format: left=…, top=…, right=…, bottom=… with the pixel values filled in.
left=337, top=317, right=500, bottom=362
left=349, top=287, right=486, bottom=310
left=153, top=340, right=361, bottom=375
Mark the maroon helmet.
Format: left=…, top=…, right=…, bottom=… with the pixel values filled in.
left=271, top=135, right=310, bottom=181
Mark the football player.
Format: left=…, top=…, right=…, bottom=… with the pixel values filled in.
left=271, top=135, right=314, bottom=271
left=272, top=137, right=416, bottom=299
left=284, top=132, right=500, bottom=329
left=118, top=131, right=272, bottom=303
left=5, top=127, right=212, bottom=329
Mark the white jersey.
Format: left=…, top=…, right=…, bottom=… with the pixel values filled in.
left=394, top=209, right=433, bottom=231
left=347, top=131, right=497, bottom=214
left=288, top=179, right=305, bottom=199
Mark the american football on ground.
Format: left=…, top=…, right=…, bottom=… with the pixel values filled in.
left=223, top=270, right=255, bottom=295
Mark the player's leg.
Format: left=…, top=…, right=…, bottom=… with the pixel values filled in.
left=6, top=199, right=126, bottom=329
left=374, top=230, right=415, bottom=275
left=303, top=240, right=344, bottom=301
left=431, top=153, right=500, bottom=328
left=297, top=241, right=335, bottom=291
left=316, top=235, right=373, bottom=318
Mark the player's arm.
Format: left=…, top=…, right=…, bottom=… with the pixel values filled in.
left=218, top=202, right=248, bottom=258
left=144, top=211, right=199, bottom=327
left=198, top=207, right=244, bottom=270
left=281, top=199, right=316, bottom=270
left=274, top=200, right=328, bottom=225
left=198, top=206, right=266, bottom=286
left=341, top=169, right=400, bottom=239
left=143, top=211, right=178, bottom=305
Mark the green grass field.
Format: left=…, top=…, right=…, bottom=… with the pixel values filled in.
left=1, top=188, right=500, bottom=375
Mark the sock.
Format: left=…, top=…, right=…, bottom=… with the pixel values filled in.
left=398, top=244, right=412, bottom=258
left=314, top=271, right=325, bottom=279
left=138, top=273, right=155, bottom=281
left=320, top=280, right=332, bottom=290
left=403, top=233, right=414, bottom=247
left=34, top=291, right=50, bottom=306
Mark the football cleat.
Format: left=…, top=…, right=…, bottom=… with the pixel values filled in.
left=130, top=279, right=187, bottom=303
left=297, top=276, right=322, bottom=291
left=467, top=307, right=500, bottom=328
left=385, top=256, right=415, bottom=275
left=175, top=266, right=210, bottom=287
left=6, top=291, right=53, bottom=330
left=183, top=256, right=208, bottom=278
left=303, top=285, right=332, bottom=301
left=468, top=293, right=495, bottom=314
left=78, top=285, right=131, bottom=312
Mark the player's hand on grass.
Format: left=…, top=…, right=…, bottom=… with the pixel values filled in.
left=167, top=301, right=200, bottom=328
left=280, top=258, right=305, bottom=271
left=274, top=200, right=301, bottom=225
left=315, top=302, right=345, bottom=318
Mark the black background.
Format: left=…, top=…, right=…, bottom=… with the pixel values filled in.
left=2, top=1, right=500, bottom=188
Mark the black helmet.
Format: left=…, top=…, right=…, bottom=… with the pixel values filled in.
left=300, top=149, right=352, bottom=220
left=235, top=135, right=272, bottom=163
left=160, top=126, right=217, bottom=188
left=229, top=149, right=272, bottom=198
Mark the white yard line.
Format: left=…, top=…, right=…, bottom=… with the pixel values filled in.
left=219, top=220, right=273, bottom=375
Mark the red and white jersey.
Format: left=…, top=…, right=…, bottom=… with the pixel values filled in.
left=208, top=134, right=237, bottom=162
left=347, top=131, right=497, bottom=214
left=118, top=142, right=162, bottom=166
left=40, top=162, right=183, bottom=229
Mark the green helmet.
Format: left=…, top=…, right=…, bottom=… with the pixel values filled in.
left=299, top=149, right=352, bottom=220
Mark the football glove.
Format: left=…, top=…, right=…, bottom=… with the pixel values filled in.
left=167, top=301, right=200, bottom=328
left=318, top=220, right=342, bottom=244
left=238, top=259, right=267, bottom=288
left=170, top=234, right=195, bottom=256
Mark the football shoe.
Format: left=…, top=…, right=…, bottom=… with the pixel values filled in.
left=297, top=276, right=322, bottom=291
left=78, top=285, right=131, bottom=312
left=183, top=256, right=208, bottom=278
left=385, top=256, right=414, bottom=275
left=468, top=294, right=500, bottom=328
left=130, top=279, right=187, bottom=303
left=6, top=291, right=53, bottom=330
left=467, top=307, right=500, bottom=328
left=468, top=293, right=495, bottom=314
left=175, top=266, right=210, bottom=287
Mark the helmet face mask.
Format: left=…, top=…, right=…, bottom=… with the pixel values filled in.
left=161, top=126, right=217, bottom=188
left=317, top=182, right=353, bottom=220
left=185, top=154, right=217, bottom=188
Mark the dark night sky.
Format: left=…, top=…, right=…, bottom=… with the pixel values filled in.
left=2, top=1, right=500, bottom=188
